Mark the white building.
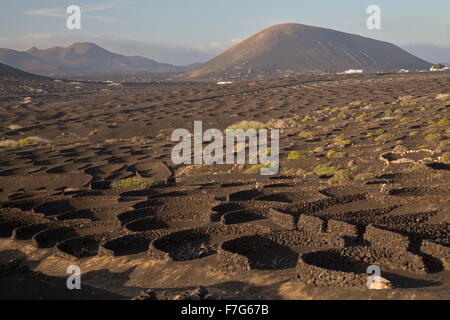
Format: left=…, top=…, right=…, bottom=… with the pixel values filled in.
left=430, top=65, right=448, bottom=71
left=344, top=69, right=363, bottom=74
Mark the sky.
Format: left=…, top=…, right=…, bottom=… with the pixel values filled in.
left=1, top=0, right=450, bottom=65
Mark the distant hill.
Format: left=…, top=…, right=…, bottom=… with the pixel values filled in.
left=0, top=43, right=191, bottom=77
left=401, top=44, right=450, bottom=66
left=0, top=48, right=56, bottom=74
left=0, top=62, right=44, bottom=78
left=183, top=23, right=432, bottom=80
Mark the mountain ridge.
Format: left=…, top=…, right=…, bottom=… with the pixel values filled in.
left=183, top=23, right=432, bottom=80
left=0, top=42, right=191, bottom=77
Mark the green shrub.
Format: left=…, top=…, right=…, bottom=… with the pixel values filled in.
left=298, top=131, right=315, bottom=139
left=111, top=177, right=158, bottom=190
left=301, top=115, right=313, bottom=122
left=20, top=86, right=45, bottom=94
left=356, top=113, right=368, bottom=121
left=287, top=151, right=305, bottom=159
left=130, top=136, right=151, bottom=144
left=326, top=149, right=345, bottom=158
left=17, top=136, right=50, bottom=147
left=442, top=152, right=450, bottom=164
left=327, top=170, right=352, bottom=185
left=436, top=118, right=450, bottom=127
left=312, top=163, right=340, bottom=175
left=333, top=136, right=352, bottom=147
left=348, top=100, right=363, bottom=106
left=354, top=172, right=377, bottom=180
left=424, top=133, right=442, bottom=144
left=226, top=121, right=267, bottom=131
left=281, top=168, right=307, bottom=176
left=88, top=129, right=102, bottom=136
left=244, top=163, right=272, bottom=173
left=337, top=112, right=347, bottom=119
left=375, top=133, right=394, bottom=143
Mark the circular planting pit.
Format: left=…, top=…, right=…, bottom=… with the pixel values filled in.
left=227, top=189, right=263, bottom=201
left=261, top=183, right=294, bottom=189
left=149, top=229, right=214, bottom=261
left=1, top=197, right=50, bottom=211
left=55, top=209, right=96, bottom=221
left=124, top=216, right=169, bottom=232
left=282, top=194, right=368, bottom=220
left=131, top=161, right=174, bottom=180
left=254, top=189, right=323, bottom=204
left=119, top=190, right=157, bottom=198
left=149, top=225, right=269, bottom=262
left=426, top=162, right=450, bottom=171
left=124, top=213, right=207, bottom=232
left=218, top=234, right=298, bottom=271
left=0, top=209, right=47, bottom=238
left=132, top=198, right=166, bottom=210
left=32, top=199, right=79, bottom=217
left=147, top=191, right=188, bottom=199
left=33, top=197, right=120, bottom=218
left=33, top=226, right=80, bottom=248
left=220, top=182, right=246, bottom=188
left=217, top=228, right=346, bottom=273
left=116, top=207, right=159, bottom=225
left=99, top=231, right=166, bottom=257
left=296, top=236, right=429, bottom=288
left=297, top=249, right=368, bottom=287
left=220, top=209, right=266, bottom=225
left=388, top=185, right=448, bottom=197
left=55, top=231, right=125, bottom=260
left=32, top=221, right=112, bottom=248
left=254, top=193, right=294, bottom=203
left=90, top=181, right=112, bottom=190
left=46, top=163, right=88, bottom=174
left=210, top=203, right=243, bottom=222
left=12, top=222, right=59, bottom=240
left=84, top=163, right=126, bottom=181
left=0, top=220, right=32, bottom=238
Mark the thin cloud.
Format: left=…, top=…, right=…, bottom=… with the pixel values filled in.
left=84, top=15, right=121, bottom=23
left=202, top=39, right=242, bottom=52
left=83, top=4, right=116, bottom=12
left=25, top=8, right=66, bottom=18
left=24, top=3, right=122, bottom=23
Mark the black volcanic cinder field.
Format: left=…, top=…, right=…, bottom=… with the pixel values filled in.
left=0, top=71, right=449, bottom=299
